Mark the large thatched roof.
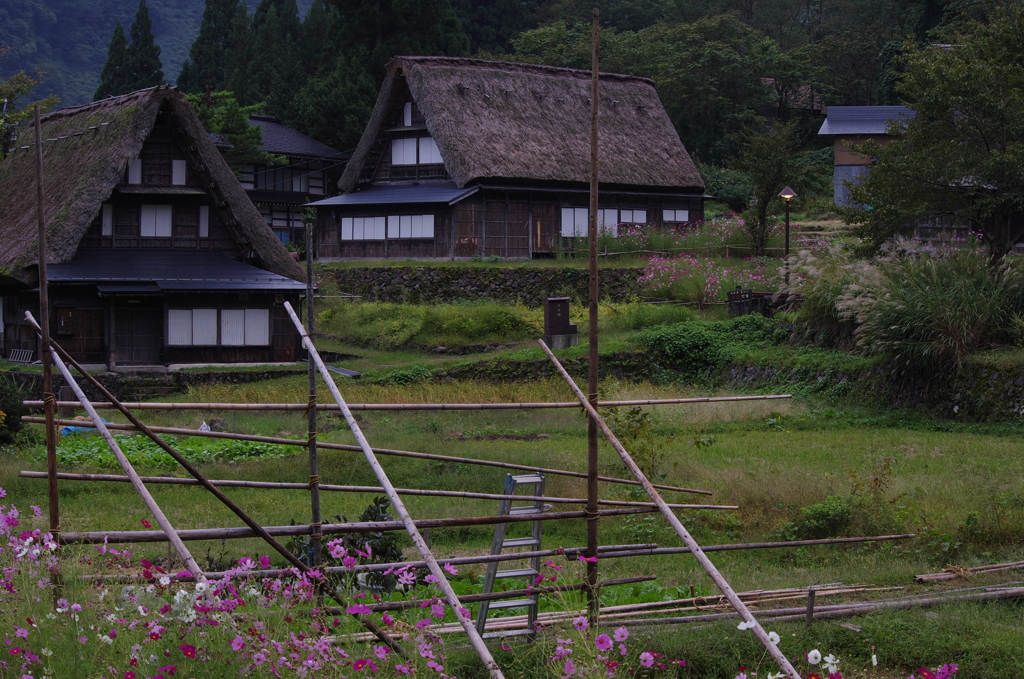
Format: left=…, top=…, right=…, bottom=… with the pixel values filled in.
left=0, top=87, right=304, bottom=285
left=339, top=56, right=704, bottom=193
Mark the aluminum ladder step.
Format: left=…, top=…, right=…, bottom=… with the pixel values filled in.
left=495, top=567, right=537, bottom=579
left=488, top=598, right=536, bottom=610
left=501, top=537, right=540, bottom=548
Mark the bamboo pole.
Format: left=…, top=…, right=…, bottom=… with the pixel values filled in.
left=339, top=576, right=656, bottom=614
left=23, top=320, right=401, bottom=652
left=25, top=312, right=202, bottom=576
left=283, top=302, right=504, bottom=679
left=915, top=560, right=1024, bottom=582
left=26, top=394, right=793, bottom=411
left=538, top=339, right=801, bottom=679
left=33, top=106, right=59, bottom=537
left=23, top=416, right=711, bottom=496
left=595, top=534, right=916, bottom=558
left=58, top=505, right=665, bottom=545
left=17, top=471, right=733, bottom=510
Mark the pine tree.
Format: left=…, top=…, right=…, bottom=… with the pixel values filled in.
left=178, top=0, right=247, bottom=94
left=127, top=0, right=164, bottom=90
left=242, top=0, right=303, bottom=116
left=94, top=21, right=132, bottom=100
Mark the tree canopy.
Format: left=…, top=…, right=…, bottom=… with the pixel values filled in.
left=93, top=0, right=164, bottom=100
left=848, top=3, right=1024, bottom=261
left=0, top=68, right=60, bottom=160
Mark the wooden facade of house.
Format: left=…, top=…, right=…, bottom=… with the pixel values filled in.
left=313, top=57, right=706, bottom=260
left=213, top=115, right=347, bottom=247
left=0, top=87, right=306, bottom=368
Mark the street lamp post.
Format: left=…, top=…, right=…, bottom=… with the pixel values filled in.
left=778, top=186, right=796, bottom=286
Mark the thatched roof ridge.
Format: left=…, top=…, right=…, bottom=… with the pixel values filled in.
left=339, top=56, right=703, bottom=193
left=0, top=87, right=304, bottom=284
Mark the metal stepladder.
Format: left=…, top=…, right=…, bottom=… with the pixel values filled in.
left=476, top=473, right=546, bottom=638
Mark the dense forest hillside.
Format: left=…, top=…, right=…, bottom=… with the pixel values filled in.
left=0, top=0, right=312, bottom=106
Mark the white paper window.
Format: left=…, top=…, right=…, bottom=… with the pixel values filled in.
left=128, top=159, right=142, bottom=184
left=167, top=309, right=192, bottom=345
left=597, top=209, right=619, bottom=237
left=663, top=209, right=689, bottom=222
left=403, top=102, right=413, bottom=126
left=101, top=204, right=113, bottom=236
left=141, top=205, right=172, bottom=237
left=199, top=206, right=209, bottom=238
left=561, top=207, right=589, bottom=237
left=193, top=308, right=218, bottom=345
left=412, top=214, right=434, bottom=238
left=620, top=209, right=647, bottom=224
left=342, top=216, right=386, bottom=240
left=386, top=214, right=435, bottom=239
left=419, top=137, right=443, bottom=164
left=171, top=159, right=187, bottom=185
left=391, top=138, right=417, bottom=165
left=221, top=309, right=245, bottom=346
left=244, top=309, right=270, bottom=345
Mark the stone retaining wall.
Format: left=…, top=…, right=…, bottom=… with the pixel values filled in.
left=329, top=266, right=644, bottom=306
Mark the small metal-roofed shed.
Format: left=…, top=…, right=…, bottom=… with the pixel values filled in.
left=818, top=106, right=917, bottom=206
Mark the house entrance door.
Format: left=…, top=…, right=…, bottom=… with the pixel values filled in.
left=113, top=305, right=162, bottom=365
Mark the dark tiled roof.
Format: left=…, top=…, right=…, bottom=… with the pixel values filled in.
left=49, top=249, right=306, bottom=292
left=308, top=182, right=479, bottom=207
left=818, top=106, right=916, bottom=135
left=211, top=115, right=346, bottom=160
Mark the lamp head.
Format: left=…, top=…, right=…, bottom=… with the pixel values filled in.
left=779, top=186, right=796, bottom=202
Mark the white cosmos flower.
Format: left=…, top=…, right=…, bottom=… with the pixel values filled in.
left=41, top=648, right=53, bottom=657
left=194, top=581, right=209, bottom=594
left=872, top=654, right=878, bottom=667
left=767, top=631, right=780, bottom=645
left=159, top=576, right=171, bottom=586
left=824, top=654, right=839, bottom=673
left=807, top=649, right=822, bottom=664
left=737, top=620, right=756, bottom=630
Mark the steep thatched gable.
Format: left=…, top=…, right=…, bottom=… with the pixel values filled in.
left=0, top=87, right=304, bottom=284
left=340, top=57, right=704, bottom=193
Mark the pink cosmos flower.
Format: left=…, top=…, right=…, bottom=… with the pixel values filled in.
left=443, top=562, right=458, bottom=575
left=346, top=604, right=373, bottom=615
left=179, top=644, right=197, bottom=658
left=416, top=619, right=432, bottom=629
left=230, top=637, right=245, bottom=651
left=382, top=613, right=395, bottom=627
left=613, top=627, right=629, bottom=642
left=395, top=665, right=412, bottom=674
left=428, top=660, right=444, bottom=671
left=543, top=560, right=563, bottom=571
left=259, top=556, right=271, bottom=568
left=572, top=616, right=588, bottom=632
left=353, top=658, right=377, bottom=672
left=563, top=659, right=576, bottom=677
left=594, top=634, right=612, bottom=651
left=640, top=652, right=655, bottom=668
left=424, top=574, right=439, bottom=584
left=342, top=556, right=358, bottom=570
left=373, top=645, right=390, bottom=659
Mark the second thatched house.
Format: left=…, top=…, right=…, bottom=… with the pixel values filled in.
left=309, top=57, right=707, bottom=259
left=0, top=86, right=306, bottom=367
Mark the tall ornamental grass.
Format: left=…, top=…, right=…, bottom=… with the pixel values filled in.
left=790, top=244, right=1024, bottom=372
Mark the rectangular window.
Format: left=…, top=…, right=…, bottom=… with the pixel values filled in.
left=620, top=209, right=647, bottom=224
left=167, top=309, right=218, bottom=346
left=597, top=209, right=619, bottom=237
left=171, top=159, right=187, bottom=185
left=561, top=207, right=589, bottom=237
left=341, top=216, right=387, bottom=241
left=199, top=206, right=210, bottom=238
left=243, top=309, right=270, bottom=345
left=663, top=209, right=689, bottom=222
left=383, top=214, right=434, bottom=239
left=219, top=309, right=269, bottom=346
left=403, top=102, right=413, bottom=127
left=140, top=205, right=172, bottom=237
left=419, top=137, right=443, bottom=164
left=101, top=204, right=113, bottom=236
left=128, top=159, right=142, bottom=185
left=391, top=138, right=418, bottom=165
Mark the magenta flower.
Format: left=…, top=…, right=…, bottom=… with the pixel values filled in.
left=443, top=562, right=458, bottom=575
left=594, top=634, right=612, bottom=651
left=346, top=604, right=373, bottom=615
left=640, top=652, right=655, bottom=668
left=179, top=644, right=197, bottom=658
left=572, top=616, right=589, bottom=631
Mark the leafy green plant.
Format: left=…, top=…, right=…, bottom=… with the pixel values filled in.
left=50, top=434, right=291, bottom=469
left=602, top=406, right=676, bottom=480
left=0, top=377, right=27, bottom=443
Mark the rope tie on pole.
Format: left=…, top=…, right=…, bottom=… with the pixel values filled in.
left=305, top=398, right=317, bottom=416
left=43, top=391, right=57, bottom=407
left=309, top=522, right=323, bottom=540
left=585, top=509, right=601, bottom=522
left=309, top=475, right=320, bottom=488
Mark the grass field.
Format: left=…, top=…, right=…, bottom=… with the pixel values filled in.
left=4, top=371, right=1024, bottom=678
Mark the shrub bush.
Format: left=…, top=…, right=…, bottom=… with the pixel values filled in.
left=0, top=376, right=27, bottom=443
left=602, top=302, right=696, bottom=331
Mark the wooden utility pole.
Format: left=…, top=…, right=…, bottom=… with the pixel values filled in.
left=306, top=220, right=322, bottom=567
left=586, top=6, right=601, bottom=621
left=34, top=105, right=58, bottom=535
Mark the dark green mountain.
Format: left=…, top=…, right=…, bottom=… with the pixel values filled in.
left=0, top=0, right=311, bottom=107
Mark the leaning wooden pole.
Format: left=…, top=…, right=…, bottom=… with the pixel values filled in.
left=25, top=312, right=202, bottom=577
left=23, top=316, right=402, bottom=652
left=283, top=302, right=505, bottom=679
left=586, top=5, right=601, bottom=621
left=33, top=106, right=59, bottom=536
left=305, top=223, right=322, bottom=567
left=538, top=339, right=801, bottom=679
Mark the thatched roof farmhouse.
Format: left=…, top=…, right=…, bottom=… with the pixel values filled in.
left=312, top=57, right=707, bottom=259
left=0, top=86, right=306, bottom=367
